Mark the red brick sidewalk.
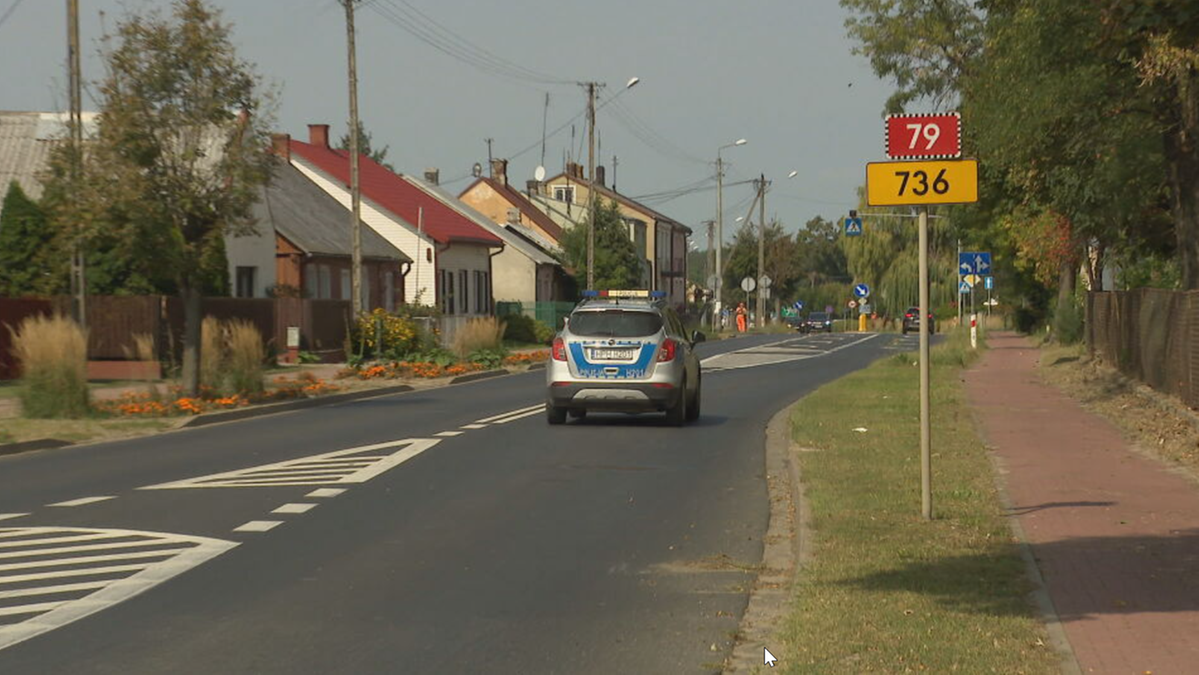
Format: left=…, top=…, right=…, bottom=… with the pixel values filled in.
left=965, top=332, right=1199, bottom=674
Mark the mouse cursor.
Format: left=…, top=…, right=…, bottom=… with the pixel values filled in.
left=764, top=647, right=778, bottom=667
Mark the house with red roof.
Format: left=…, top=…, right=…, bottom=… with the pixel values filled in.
left=282, top=124, right=502, bottom=317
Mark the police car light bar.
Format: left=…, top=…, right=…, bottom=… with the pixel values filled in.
left=580, top=290, right=666, bottom=299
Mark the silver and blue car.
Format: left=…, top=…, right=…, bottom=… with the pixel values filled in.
left=546, top=290, right=704, bottom=426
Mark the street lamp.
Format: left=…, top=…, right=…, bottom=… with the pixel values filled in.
left=715, top=138, right=747, bottom=325
left=584, top=76, right=640, bottom=290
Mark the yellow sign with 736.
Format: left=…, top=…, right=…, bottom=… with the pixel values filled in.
left=866, top=159, right=978, bottom=206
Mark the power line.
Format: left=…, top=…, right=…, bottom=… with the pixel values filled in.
left=0, top=0, right=27, bottom=31
left=605, top=97, right=707, bottom=165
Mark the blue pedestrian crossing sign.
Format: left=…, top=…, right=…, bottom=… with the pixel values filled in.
left=844, top=217, right=863, bottom=236
left=958, top=251, right=992, bottom=275
left=984, top=276, right=994, bottom=290
left=959, top=280, right=971, bottom=294
left=794, top=300, right=805, bottom=311
left=853, top=283, right=870, bottom=299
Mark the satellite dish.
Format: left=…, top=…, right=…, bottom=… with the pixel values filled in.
left=472, top=162, right=483, bottom=178
left=534, top=165, right=546, bottom=181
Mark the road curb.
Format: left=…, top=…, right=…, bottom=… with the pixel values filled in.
left=724, top=401, right=806, bottom=673
left=448, top=369, right=509, bottom=385
left=181, top=384, right=416, bottom=428
left=0, top=438, right=74, bottom=458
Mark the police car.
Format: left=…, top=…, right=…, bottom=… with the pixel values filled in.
left=546, top=290, right=704, bottom=426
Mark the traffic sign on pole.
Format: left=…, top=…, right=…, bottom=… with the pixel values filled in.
left=794, top=300, right=805, bottom=311
left=958, top=252, right=992, bottom=275
left=959, top=280, right=971, bottom=294
left=984, top=275, right=994, bottom=290
left=740, top=276, right=756, bottom=293
left=885, top=112, right=962, bottom=159
left=844, top=217, right=863, bottom=236
left=866, top=159, right=978, bottom=206
left=853, top=283, right=870, bottom=299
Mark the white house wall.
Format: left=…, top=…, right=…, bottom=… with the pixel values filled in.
left=291, top=161, right=437, bottom=306
left=491, top=246, right=536, bottom=304
left=224, top=226, right=276, bottom=298
left=437, top=243, right=493, bottom=316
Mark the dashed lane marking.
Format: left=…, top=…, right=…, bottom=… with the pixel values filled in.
left=271, top=503, right=316, bottom=515
left=305, top=488, right=345, bottom=498
left=434, top=431, right=464, bottom=437
left=139, top=438, right=441, bottom=490
left=474, top=404, right=543, bottom=424
left=47, top=496, right=116, bottom=508
left=702, top=334, right=881, bottom=372
left=491, top=407, right=546, bottom=424
left=0, top=516, right=27, bottom=522
left=233, top=521, right=282, bottom=533
left=459, top=424, right=487, bottom=430
left=0, top=526, right=235, bottom=652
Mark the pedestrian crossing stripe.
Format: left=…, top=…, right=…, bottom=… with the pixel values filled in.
left=702, top=333, right=880, bottom=372
left=140, top=437, right=441, bottom=490
left=0, top=527, right=235, bottom=652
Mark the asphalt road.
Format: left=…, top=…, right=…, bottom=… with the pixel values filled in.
left=0, top=330, right=917, bottom=674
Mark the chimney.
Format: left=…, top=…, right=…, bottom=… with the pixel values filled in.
left=424, top=168, right=440, bottom=185
left=595, top=165, right=606, bottom=187
left=307, top=123, right=330, bottom=148
left=270, top=133, right=291, bottom=161
left=490, top=158, right=509, bottom=186
left=566, top=162, right=583, bottom=179
left=526, top=179, right=540, bottom=196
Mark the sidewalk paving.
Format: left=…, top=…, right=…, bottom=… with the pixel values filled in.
left=965, top=332, right=1199, bottom=674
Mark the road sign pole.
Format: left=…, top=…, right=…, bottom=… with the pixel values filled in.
left=918, top=206, right=932, bottom=521
left=957, top=240, right=963, bottom=329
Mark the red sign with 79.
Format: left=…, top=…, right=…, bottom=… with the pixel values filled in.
left=885, top=113, right=961, bottom=159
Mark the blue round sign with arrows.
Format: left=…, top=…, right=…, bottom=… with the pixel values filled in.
left=794, top=300, right=805, bottom=311
left=853, top=283, right=870, bottom=299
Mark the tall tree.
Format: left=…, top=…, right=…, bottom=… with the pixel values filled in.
left=560, top=198, right=644, bottom=292
left=338, top=120, right=394, bottom=172
left=0, top=182, right=64, bottom=297
left=43, top=0, right=274, bottom=394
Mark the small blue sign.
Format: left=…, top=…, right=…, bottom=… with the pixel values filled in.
left=794, top=300, right=805, bottom=311
left=958, top=251, right=992, bottom=275
left=984, top=276, right=994, bottom=290
left=844, top=217, right=863, bottom=237
left=959, top=280, right=971, bottom=294
left=853, top=283, right=870, bottom=299
left=825, top=305, right=834, bottom=314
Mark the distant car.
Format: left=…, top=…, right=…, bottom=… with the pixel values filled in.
left=545, top=290, right=703, bottom=426
left=902, top=307, right=935, bottom=335
left=799, top=311, right=834, bottom=333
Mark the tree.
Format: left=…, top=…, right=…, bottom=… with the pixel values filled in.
left=43, top=0, right=274, bottom=394
left=721, top=220, right=800, bottom=304
left=338, top=120, right=394, bottom=172
left=560, top=198, right=643, bottom=292
left=794, top=216, right=849, bottom=287
left=0, top=182, right=64, bottom=297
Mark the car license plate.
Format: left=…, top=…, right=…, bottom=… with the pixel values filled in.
left=590, top=348, right=636, bottom=361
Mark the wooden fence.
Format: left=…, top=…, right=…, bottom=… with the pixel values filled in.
left=1086, top=290, right=1199, bottom=409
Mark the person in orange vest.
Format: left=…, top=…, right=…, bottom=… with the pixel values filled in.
left=736, top=302, right=748, bottom=333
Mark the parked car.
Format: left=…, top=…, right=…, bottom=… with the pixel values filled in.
left=546, top=290, right=703, bottom=426
left=902, top=307, right=936, bottom=335
left=799, top=311, right=834, bottom=333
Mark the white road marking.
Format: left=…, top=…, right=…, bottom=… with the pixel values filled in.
left=702, top=334, right=881, bottom=372
left=473, top=404, right=543, bottom=424
left=141, top=438, right=441, bottom=490
left=0, top=515, right=27, bottom=522
left=434, top=431, right=464, bottom=437
left=459, top=424, right=487, bottom=430
left=491, top=407, right=546, bottom=424
left=232, top=521, right=282, bottom=533
left=47, top=496, right=116, bottom=508
left=0, top=526, right=235, bottom=652
left=271, top=503, right=316, bottom=515
left=306, top=488, right=346, bottom=498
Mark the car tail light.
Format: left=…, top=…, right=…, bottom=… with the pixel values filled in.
left=552, top=337, right=567, bottom=361
left=658, top=338, right=677, bottom=362
left=905, top=313, right=913, bottom=319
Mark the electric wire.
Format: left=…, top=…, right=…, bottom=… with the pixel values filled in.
left=0, top=0, right=27, bottom=31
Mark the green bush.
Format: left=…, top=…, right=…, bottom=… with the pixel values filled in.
left=503, top=314, right=538, bottom=343
left=467, top=348, right=506, bottom=370
left=1052, top=298, right=1084, bottom=345
left=532, top=320, right=556, bottom=344
left=12, top=314, right=91, bottom=418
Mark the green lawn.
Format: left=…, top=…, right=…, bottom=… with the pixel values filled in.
left=778, top=328, right=1058, bottom=673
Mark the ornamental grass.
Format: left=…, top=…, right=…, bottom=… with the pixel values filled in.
left=451, top=317, right=506, bottom=359
left=11, top=314, right=90, bottom=419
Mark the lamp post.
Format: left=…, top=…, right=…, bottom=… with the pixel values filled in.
left=584, top=76, right=640, bottom=290
left=715, top=138, right=746, bottom=325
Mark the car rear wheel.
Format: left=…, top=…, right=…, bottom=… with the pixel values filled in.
left=685, top=377, right=701, bottom=422
left=568, top=409, right=587, bottom=420
left=547, top=405, right=567, bottom=425
left=665, top=379, right=688, bottom=427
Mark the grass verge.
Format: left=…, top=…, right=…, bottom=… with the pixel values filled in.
left=778, top=328, right=1057, bottom=673
left=0, top=417, right=180, bottom=445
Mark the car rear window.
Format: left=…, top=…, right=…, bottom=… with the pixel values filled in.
left=569, top=310, right=663, bottom=338
left=809, top=312, right=828, bottom=320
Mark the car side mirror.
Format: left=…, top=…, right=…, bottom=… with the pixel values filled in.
left=692, top=330, right=706, bottom=344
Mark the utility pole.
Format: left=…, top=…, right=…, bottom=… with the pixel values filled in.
left=706, top=220, right=715, bottom=329
left=756, top=173, right=767, bottom=327
left=67, top=0, right=86, bottom=329
left=585, top=82, right=598, bottom=290
left=715, top=155, right=724, bottom=320
left=612, top=154, right=618, bottom=192
left=485, top=138, right=494, bottom=173
left=343, top=0, right=363, bottom=315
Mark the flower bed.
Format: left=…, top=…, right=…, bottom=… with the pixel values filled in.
left=94, top=373, right=341, bottom=417
left=348, top=350, right=548, bottom=382
left=503, top=350, right=550, bottom=366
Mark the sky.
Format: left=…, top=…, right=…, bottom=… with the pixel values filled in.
left=0, top=0, right=894, bottom=243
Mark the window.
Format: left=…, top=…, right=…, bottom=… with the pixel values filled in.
left=384, top=272, right=395, bottom=312
left=441, top=269, right=455, bottom=315
left=569, top=310, right=663, bottom=338
left=474, top=271, right=490, bottom=314
left=318, top=265, right=332, bottom=300
left=235, top=266, right=256, bottom=298
left=553, top=185, right=575, bottom=204
left=340, top=269, right=351, bottom=301
left=304, top=266, right=319, bottom=298
left=459, top=270, right=469, bottom=314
